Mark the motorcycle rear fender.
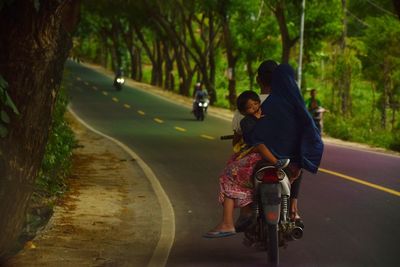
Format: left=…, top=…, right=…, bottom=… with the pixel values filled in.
left=259, top=183, right=281, bottom=225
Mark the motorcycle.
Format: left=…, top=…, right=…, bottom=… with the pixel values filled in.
left=113, top=76, right=125, bottom=91
left=221, top=135, right=304, bottom=265
left=311, top=106, right=327, bottom=133
left=244, top=162, right=303, bottom=265
left=193, top=99, right=208, bottom=121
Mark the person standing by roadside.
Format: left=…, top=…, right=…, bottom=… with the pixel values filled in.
left=305, top=89, right=324, bottom=132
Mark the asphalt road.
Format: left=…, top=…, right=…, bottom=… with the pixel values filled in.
left=64, top=61, right=400, bottom=267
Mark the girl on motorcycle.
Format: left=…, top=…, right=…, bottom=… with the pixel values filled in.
left=203, top=63, right=323, bottom=238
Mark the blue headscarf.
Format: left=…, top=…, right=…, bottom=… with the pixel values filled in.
left=248, top=64, right=324, bottom=173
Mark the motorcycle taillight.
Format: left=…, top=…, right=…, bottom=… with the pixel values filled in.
left=260, top=169, right=280, bottom=183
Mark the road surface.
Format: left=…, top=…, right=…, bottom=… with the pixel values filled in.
left=64, top=61, right=400, bottom=267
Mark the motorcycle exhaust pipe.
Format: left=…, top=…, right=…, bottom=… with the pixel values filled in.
left=290, top=226, right=303, bottom=240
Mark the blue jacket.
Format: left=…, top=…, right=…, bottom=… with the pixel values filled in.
left=248, top=64, right=324, bottom=173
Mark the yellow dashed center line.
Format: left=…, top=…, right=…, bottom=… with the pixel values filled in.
left=124, top=104, right=131, bottom=109
left=200, top=134, right=215, bottom=140
left=154, top=118, right=164, bottom=123
left=102, top=91, right=108, bottom=96
left=92, top=86, right=98, bottom=90
left=112, top=97, right=119, bottom=102
left=137, top=110, right=145, bottom=115
left=319, top=168, right=400, bottom=197
left=174, top=126, right=187, bottom=132
left=84, top=81, right=89, bottom=86
left=76, top=77, right=81, bottom=81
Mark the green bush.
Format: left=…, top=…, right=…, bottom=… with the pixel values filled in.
left=324, top=115, right=352, bottom=141
left=35, top=87, right=75, bottom=197
left=389, top=131, right=400, bottom=152
left=323, top=112, right=400, bottom=152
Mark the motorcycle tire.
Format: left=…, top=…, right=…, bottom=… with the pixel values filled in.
left=266, top=223, right=279, bottom=265
left=195, top=108, right=204, bottom=121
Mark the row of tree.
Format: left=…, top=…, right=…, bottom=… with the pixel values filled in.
left=74, top=0, right=344, bottom=106
left=74, top=0, right=399, bottom=131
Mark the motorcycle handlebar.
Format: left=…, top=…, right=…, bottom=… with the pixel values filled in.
left=220, top=135, right=234, bottom=140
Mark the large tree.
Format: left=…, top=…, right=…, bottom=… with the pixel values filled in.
left=0, top=0, right=80, bottom=260
left=363, top=15, right=400, bottom=129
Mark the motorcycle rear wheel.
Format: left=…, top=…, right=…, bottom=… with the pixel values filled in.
left=266, top=223, right=279, bottom=265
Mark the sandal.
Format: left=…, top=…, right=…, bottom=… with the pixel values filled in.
left=203, top=230, right=236, bottom=238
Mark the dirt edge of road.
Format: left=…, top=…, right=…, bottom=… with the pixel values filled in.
left=6, top=112, right=162, bottom=267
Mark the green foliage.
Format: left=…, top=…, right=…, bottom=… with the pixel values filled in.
left=74, top=0, right=399, bottom=151
left=36, top=87, right=75, bottom=197
left=362, top=16, right=400, bottom=77
left=389, top=131, right=400, bottom=152
left=324, top=112, right=399, bottom=151
left=361, top=15, right=400, bottom=128
left=324, top=114, right=352, bottom=141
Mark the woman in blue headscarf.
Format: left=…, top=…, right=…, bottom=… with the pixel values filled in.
left=246, top=63, right=324, bottom=225
left=249, top=63, right=323, bottom=174
left=204, top=62, right=323, bottom=238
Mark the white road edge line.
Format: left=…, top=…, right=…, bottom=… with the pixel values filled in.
left=68, top=106, right=175, bottom=267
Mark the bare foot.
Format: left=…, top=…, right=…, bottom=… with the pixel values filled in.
left=290, top=198, right=301, bottom=220
left=210, top=222, right=235, bottom=232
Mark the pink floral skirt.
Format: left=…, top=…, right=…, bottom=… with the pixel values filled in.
left=218, top=152, right=262, bottom=208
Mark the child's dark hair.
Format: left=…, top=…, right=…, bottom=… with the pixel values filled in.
left=236, top=90, right=260, bottom=114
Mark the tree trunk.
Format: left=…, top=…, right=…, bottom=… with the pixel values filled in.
left=163, top=42, right=174, bottom=91
left=246, top=58, right=255, bottom=91
left=208, top=10, right=217, bottom=104
left=381, top=59, right=390, bottom=129
left=273, top=2, right=292, bottom=64
left=129, top=46, right=136, bottom=80
left=151, top=40, right=163, bottom=87
left=339, top=0, right=351, bottom=116
left=156, top=40, right=163, bottom=87
left=110, top=21, right=122, bottom=71
left=131, top=44, right=143, bottom=81
left=134, top=25, right=157, bottom=84
left=121, top=24, right=137, bottom=80
left=222, top=15, right=237, bottom=109
left=99, top=31, right=109, bottom=68
left=136, top=49, right=143, bottom=82
left=175, top=47, right=189, bottom=96
left=393, top=0, right=400, bottom=20
left=0, top=0, right=80, bottom=260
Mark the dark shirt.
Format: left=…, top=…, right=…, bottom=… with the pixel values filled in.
left=240, top=115, right=258, bottom=146
left=248, top=64, right=323, bottom=174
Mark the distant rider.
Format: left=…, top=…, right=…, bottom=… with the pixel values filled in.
left=192, top=82, right=209, bottom=112
left=305, top=89, right=323, bottom=132
left=114, top=67, right=124, bottom=87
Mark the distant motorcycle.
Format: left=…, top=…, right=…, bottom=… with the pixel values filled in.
left=113, top=76, right=125, bottom=91
left=220, top=135, right=304, bottom=265
left=193, top=99, right=209, bottom=121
